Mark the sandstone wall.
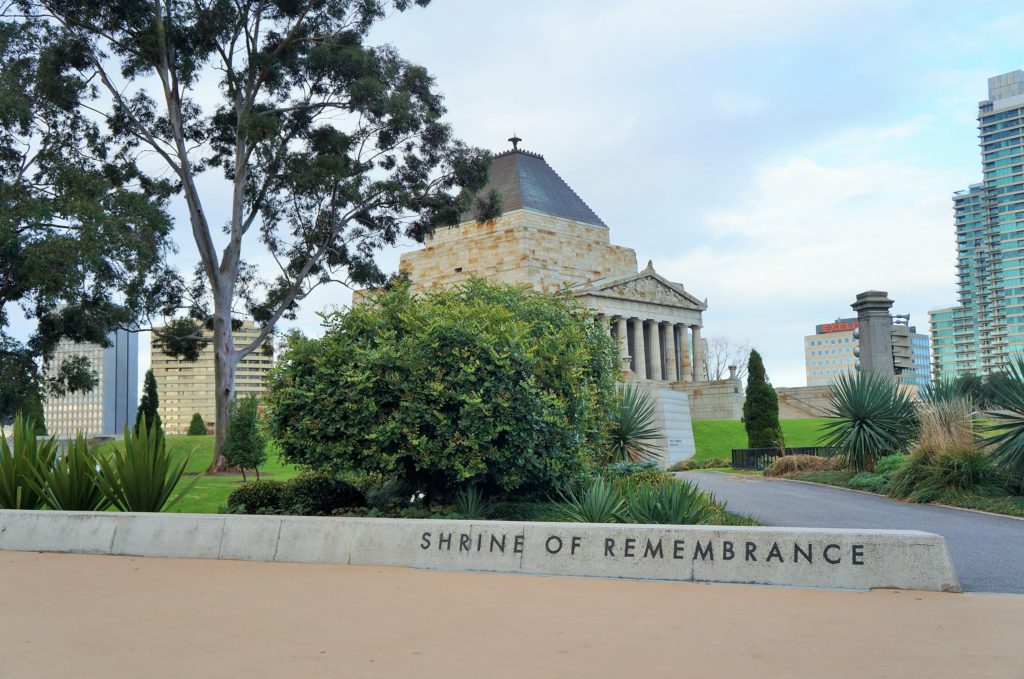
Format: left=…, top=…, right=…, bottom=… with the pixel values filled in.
left=671, top=378, right=744, bottom=420
left=776, top=386, right=833, bottom=419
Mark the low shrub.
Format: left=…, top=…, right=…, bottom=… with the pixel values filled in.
left=94, top=422, right=199, bottom=512
left=874, top=454, right=907, bottom=476
left=362, top=476, right=410, bottom=510
left=454, top=485, right=494, bottom=519
left=489, top=501, right=564, bottom=522
left=626, top=478, right=716, bottom=525
left=604, top=460, right=660, bottom=477
left=667, top=458, right=731, bottom=472
left=281, top=471, right=365, bottom=515
left=0, top=414, right=57, bottom=509
left=897, top=447, right=1004, bottom=503
left=847, top=472, right=890, bottom=494
left=226, top=480, right=286, bottom=513
left=30, top=433, right=109, bottom=511
left=187, top=413, right=207, bottom=436
left=557, top=477, right=627, bottom=523
left=764, top=454, right=839, bottom=477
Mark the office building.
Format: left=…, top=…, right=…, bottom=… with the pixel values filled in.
left=150, top=321, right=274, bottom=435
left=805, top=317, right=931, bottom=388
left=42, top=330, right=139, bottom=437
left=931, top=71, right=1024, bottom=380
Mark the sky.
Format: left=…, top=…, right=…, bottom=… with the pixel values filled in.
left=15, top=0, right=1024, bottom=388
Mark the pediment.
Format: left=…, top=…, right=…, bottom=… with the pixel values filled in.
left=578, top=272, right=706, bottom=310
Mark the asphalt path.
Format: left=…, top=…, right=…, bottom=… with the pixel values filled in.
left=682, top=471, right=1024, bottom=594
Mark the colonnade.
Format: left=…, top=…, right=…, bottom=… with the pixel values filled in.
left=599, top=314, right=705, bottom=382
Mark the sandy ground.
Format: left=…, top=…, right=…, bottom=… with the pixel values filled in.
left=1, top=552, right=1022, bottom=679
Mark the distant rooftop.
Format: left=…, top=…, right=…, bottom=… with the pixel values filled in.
left=988, top=70, right=1024, bottom=102
left=461, top=142, right=606, bottom=227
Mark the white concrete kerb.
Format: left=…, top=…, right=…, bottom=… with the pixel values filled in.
left=0, top=511, right=960, bottom=592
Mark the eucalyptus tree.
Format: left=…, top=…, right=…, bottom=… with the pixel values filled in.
left=14, top=0, right=490, bottom=468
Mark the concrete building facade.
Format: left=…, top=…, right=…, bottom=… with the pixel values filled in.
left=805, top=315, right=931, bottom=389
left=932, top=70, right=1024, bottom=381
left=151, top=322, right=273, bottom=435
left=42, top=330, right=139, bottom=437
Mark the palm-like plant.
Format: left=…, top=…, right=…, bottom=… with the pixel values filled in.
left=0, top=414, right=57, bottom=509
left=28, top=433, right=110, bottom=511
left=983, top=354, right=1024, bottom=483
left=607, top=382, right=663, bottom=463
left=94, top=422, right=200, bottom=512
left=627, top=478, right=716, bottom=525
left=921, top=377, right=973, bottom=406
left=454, top=484, right=493, bottom=519
left=820, top=372, right=918, bottom=472
left=558, top=477, right=627, bottom=523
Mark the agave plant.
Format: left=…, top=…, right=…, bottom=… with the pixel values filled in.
left=920, top=377, right=973, bottom=406
left=0, top=414, right=57, bottom=509
left=454, top=484, right=493, bottom=519
left=820, top=372, right=918, bottom=472
left=626, top=478, right=716, bottom=525
left=558, top=477, right=627, bottom=523
left=94, top=422, right=199, bottom=512
left=983, top=354, right=1024, bottom=482
left=607, top=382, right=664, bottom=463
left=28, top=433, right=110, bottom=511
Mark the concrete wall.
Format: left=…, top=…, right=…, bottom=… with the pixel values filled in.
left=0, top=511, right=960, bottom=592
left=776, top=386, right=833, bottom=419
left=672, top=378, right=743, bottom=420
left=648, top=388, right=696, bottom=466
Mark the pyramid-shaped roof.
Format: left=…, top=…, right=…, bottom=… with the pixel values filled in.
left=462, top=149, right=606, bottom=227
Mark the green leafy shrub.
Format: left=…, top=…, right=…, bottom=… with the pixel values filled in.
left=847, top=472, right=890, bottom=494
left=0, top=414, right=57, bottom=509
left=226, top=480, right=285, bottom=513
left=607, top=383, right=663, bottom=463
left=280, top=471, right=365, bottom=515
left=743, top=350, right=781, bottom=448
left=874, top=454, right=907, bottom=476
left=266, top=278, right=618, bottom=502
left=362, top=476, right=409, bottom=510
left=894, top=448, right=1004, bottom=503
left=626, top=478, right=716, bottom=525
left=454, top=485, right=493, bottom=519
left=187, top=413, right=207, bottom=436
left=29, top=433, right=109, bottom=511
left=820, top=372, right=918, bottom=471
left=557, top=477, right=627, bottom=523
left=94, top=422, right=199, bottom=512
left=604, top=460, right=660, bottom=477
left=221, top=396, right=267, bottom=481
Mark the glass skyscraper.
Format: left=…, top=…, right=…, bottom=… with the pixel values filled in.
left=931, top=71, right=1024, bottom=381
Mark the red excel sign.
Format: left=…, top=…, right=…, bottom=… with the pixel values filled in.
left=816, top=320, right=858, bottom=334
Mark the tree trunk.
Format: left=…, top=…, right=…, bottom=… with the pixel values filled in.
left=208, top=302, right=237, bottom=473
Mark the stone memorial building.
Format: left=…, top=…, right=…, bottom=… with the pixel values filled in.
left=398, top=139, right=743, bottom=465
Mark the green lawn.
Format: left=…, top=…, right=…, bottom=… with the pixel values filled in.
left=691, top=419, right=829, bottom=463
left=96, top=435, right=301, bottom=514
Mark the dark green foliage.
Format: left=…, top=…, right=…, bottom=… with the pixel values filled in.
left=454, top=485, right=493, bottom=519
left=266, top=278, right=619, bottom=502
left=0, top=414, right=56, bottom=508
left=134, top=370, right=161, bottom=435
left=489, top=501, right=565, bottom=522
left=221, top=396, right=267, bottom=480
left=820, top=372, right=917, bottom=472
left=847, top=472, right=890, bottom=494
left=28, top=434, right=109, bottom=511
left=604, top=460, right=660, bottom=478
left=363, top=477, right=410, bottom=511
left=742, top=350, right=781, bottom=449
left=280, top=472, right=365, bottom=516
left=607, top=383, right=663, bottom=463
left=626, top=478, right=717, bottom=525
left=226, top=480, right=286, bottom=514
left=557, top=477, right=628, bottom=523
left=984, top=354, right=1024, bottom=485
left=187, top=413, right=207, bottom=436
left=921, top=377, right=973, bottom=405
left=875, top=454, right=908, bottom=476
left=889, top=448, right=1004, bottom=503
left=22, top=391, right=46, bottom=436
left=94, top=422, right=198, bottom=512
left=474, top=189, right=504, bottom=223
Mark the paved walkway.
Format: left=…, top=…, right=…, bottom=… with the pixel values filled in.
left=683, top=471, right=1024, bottom=594
left=2, top=551, right=1023, bottom=679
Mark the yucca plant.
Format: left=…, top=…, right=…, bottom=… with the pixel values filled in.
left=983, top=354, right=1024, bottom=485
left=454, top=484, right=494, bottom=519
left=920, top=377, right=973, bottom=405
left=0, top=414, right=57, bottom=509
left=820, top=372, right=918, bottom=472
left=94, top=422, right=200, bottom=512
left=627, top=478, right=716, bottom=525
left=28, top=433, right=110, bottom=511
left=607, top=382, right=663, bottom=463
left=557, top=477, right=627, bottom=523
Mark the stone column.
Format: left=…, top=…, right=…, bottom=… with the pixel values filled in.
left=677, top=324, right=691, bottom=382
left=631, top=317, right=647, bottom=379
left=691, top=325, right=703, bottom=381
left=646, top=319, right=662, bottom=381
left=615, top=316, right=630, bottom=372
left=663, top=322, right=677, bottom=382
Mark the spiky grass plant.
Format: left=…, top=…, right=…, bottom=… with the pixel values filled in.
left=820, top=372, right=918, bottom=472
left=28, top=433, right=110, bottom=511
left=558, top=477, right=627, bottom=523
left=984, top=354, right=1024, bottom=486
left=626, top=478, right=716, bottom=525
left=607, top=382, right=663, bottom=463
left=921, top=377, right=973, bottom=405
left=454, top=484, right=494, bottom=519
left=94, top=422, right=199, bottom=512
left=0, top=414, right=57, bottom=509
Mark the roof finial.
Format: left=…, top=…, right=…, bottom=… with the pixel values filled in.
left=508, top=133, right=522, bottom=151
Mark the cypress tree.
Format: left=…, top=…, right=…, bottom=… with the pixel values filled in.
left=135, top=369, right=161, bottom=434
left=742, top=350, right=781, bottom=449
left=24, top=390, right=47, bottom=436
left=187, top=412, right=207, bottom=436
